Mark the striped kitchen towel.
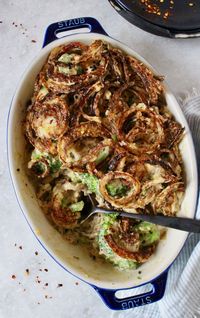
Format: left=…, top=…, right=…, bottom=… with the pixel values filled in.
left=111, top=91, right=200, bottom=318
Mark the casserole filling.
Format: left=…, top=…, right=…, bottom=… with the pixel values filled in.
left=24, top=40, right=185, bottom=271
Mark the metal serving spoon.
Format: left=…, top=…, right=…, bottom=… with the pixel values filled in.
left=80, top=195, right=200, bottom=233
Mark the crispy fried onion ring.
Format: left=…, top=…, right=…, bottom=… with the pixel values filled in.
left=108, top=82, right=146, bottom=129
left=86, top=141, right=127, bottom=178
left=153, top=148, right=183, bottom=178
left=106, top=48, right=130, bottom=82
left=164, top=119, right=184, bottom=148
left=45, top=40, right=109, bottom=93
left=104, top=218, right=156, bottom=262
left=58, top=122, right=110, bottom=167
left=99, top=171, right=140, bottom=208
left=105, top=234, right=155, bottom=262
left=51, top=180, right=84, bottom=229
left=152, top=182, right=184, bottom=216
left=126, top=56, right=163, bottom=105
left=76, top=82, right=121, bottom=127
left=25, top=94, right=69, bottom=155
left=118, top=103, right=165, bottom=154
left=124, top=156, right=178, bottom=208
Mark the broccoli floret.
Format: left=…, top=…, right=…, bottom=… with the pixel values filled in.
left=78, top=173, right=100, bottom=194
left=69, top=201, right=84, bottom=212
left=134, top=221, right=160, bottom=246
left=49, top=159, right=62, bottom=174
left=106, top=180, right=128, bottom=197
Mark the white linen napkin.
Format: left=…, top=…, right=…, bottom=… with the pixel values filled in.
left=111, top=92, right=200, bottom=318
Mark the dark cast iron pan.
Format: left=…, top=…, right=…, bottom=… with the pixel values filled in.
left=109, top=0, right=200, bottom=38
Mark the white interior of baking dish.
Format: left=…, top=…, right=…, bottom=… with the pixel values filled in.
left=8, top=33, right=198, bottom=290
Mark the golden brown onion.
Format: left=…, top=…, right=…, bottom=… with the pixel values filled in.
left=58, top=122, right=110, bottom=167
left=117, top=103, right=165, bottom=155
left=25, top=94, right=69, bottom=155
left=99, top=171, right=140, bottom=208
left=45, top=41, right=109, bottom=93
left=51, top=180, right=83, bottom=229
left=152, top=182, right=184, bottom=215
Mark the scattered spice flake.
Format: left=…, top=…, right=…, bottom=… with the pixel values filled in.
left=35, top=251, right=38, bottom=256
left=23, top=289, right=26, bottom=292
left=12, top=275, right=16, bottom=279
left=19, top=246, right=22, bottom=250
left=37, top=302, right=40, bottom=305
left=39, top=269, right=42, bottom=272
left=45, top=295, right=52, bottom=299
left=16, top=168, right=20, bottom=172
left=12, top=22, right=15, bottom=25
left=45, top=283, right=48, bottom=286
left=139, top=0, right=173, bottom=19
left=44, top=268, right=48, bottom=272
left=0, top=21, right=2, bottom=23
left=25, top=269, right=30, bottom=275
left=14, top=243, right=17, bottom=247
left=31, top=40, right=36, bottom=43
left=18, top=282, right=21, bottom=285
left=75, top=282, right=79, bottom=286
left=138, top=270, right=142, bottom=274
left=57, top=283, right=63, bottom=288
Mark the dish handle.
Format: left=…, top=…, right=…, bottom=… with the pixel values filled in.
left=93, top=271, right=168, bottom=310
left=43, top=17, right=108, bottom=47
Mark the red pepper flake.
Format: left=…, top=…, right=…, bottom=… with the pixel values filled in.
left=75, top=282, right=79, bottom=286
left=12, top=275, right=16, bottom=279
left=44, top=268, right=48, bottom=272
left=57, top=283, right=63, bottom=288
left=19, top=246, right=22, bottom=250
left=31, top=40, right=37, bottom=43
left=35, top=251, right=38, bottom=255
left=139, top=0, right=173, bottom=19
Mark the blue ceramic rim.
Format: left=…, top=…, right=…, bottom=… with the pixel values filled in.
left=6, top=16, right=199, bottom=308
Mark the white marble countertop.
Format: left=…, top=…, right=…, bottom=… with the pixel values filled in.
left=1, top=1, right=200, bottom=317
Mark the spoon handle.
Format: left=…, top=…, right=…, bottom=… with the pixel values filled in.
left=96, top=208, right=200, bottom=233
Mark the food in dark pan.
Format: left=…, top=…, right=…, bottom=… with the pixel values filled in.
left=24, top=40, right=185, bottom=270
